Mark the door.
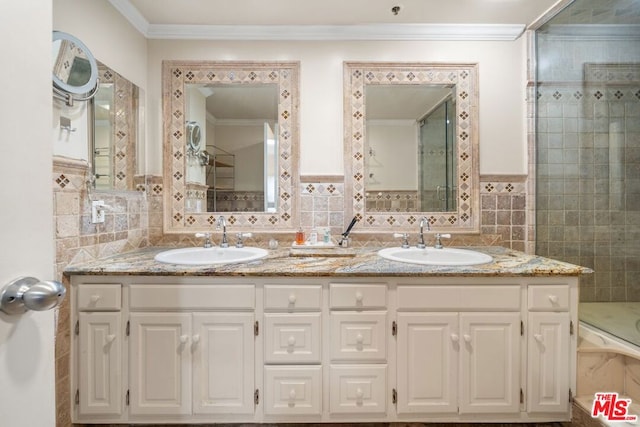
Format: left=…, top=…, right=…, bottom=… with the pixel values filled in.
left=129, top=313, right=192, bottom=415
left=459, top=312, right=521, bottom=414
left=396, top=312, right=458, bottom=414
left=0, top=1, right=56, bottom=425
left=192, top=312, right=255, bottom=414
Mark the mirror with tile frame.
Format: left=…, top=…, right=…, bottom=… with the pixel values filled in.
left=344, top=62, right=480, bottom=233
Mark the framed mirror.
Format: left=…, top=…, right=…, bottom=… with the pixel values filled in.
left=344, top=62, right=479, bottom=233
left=90, top=61, right=144, bottom=191
left=162, top=60, right=300, bottom=233
left=52, top=31, right=99, bottom=106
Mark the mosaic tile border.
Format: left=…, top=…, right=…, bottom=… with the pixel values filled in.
left=344, top=62, right=480, bottom=233
left=163, top=60, right=300, bottom=233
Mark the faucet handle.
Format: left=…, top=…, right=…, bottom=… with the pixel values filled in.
left=434, top=233, right=451, bottom=249
left=393, top=233, right=410, bottom=249
left=235, top=232, right=252, bottom=248
left=195, top=232, right=213, bottom=248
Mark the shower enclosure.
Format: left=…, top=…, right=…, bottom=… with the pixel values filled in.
left=535, top=0, right=640, bottom=345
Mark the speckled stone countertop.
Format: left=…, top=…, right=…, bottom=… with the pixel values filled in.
left=63, top=246, right=592, bottom=277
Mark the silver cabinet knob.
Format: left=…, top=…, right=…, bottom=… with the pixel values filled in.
left=0, top=277, right=66, bottom=315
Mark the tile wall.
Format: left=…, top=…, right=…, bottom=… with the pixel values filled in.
left=52, top=163, right=527, bottom=426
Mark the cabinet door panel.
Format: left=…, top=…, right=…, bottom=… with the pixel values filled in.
left=528, top=312, right=570, bottom=413
left=459, top=312, right=520, bottom=414
left=264, top=366, right=322, bottom=415
left=397, top=313, right=458, bottom=414
left=129, top=313, right=191, bottom=415
left=78, top=312, right=122, bottom=416
left=192, top=312, right=254, bottom=414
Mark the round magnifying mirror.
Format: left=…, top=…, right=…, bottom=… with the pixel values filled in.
left=52, top=31, right=98, bottom=97
left=186, top=121, right=202, bottom=152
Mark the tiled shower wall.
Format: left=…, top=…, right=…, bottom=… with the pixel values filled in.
left=535, top=77, right=640, bottom=302
left=52, top=163, right=526, bottom=426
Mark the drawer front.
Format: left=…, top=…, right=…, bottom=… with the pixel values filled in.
left=129, top=284, right=255, bottom=310
left=329, top=365, right=387, bottom=414
left=330, top=284, right=387, bottom=309
left=264, top=313, right=322, bottom=364
left=264, top=366, right=322, bottom=415
left=397, top=285, right=521, bottom=311
left=77, top=284, right=122, bottom=311
left=528, top=285, right=570, bottom=311
left=264, top=285, right=322, bottom=311
left=330, top=312, right=387, bottom=362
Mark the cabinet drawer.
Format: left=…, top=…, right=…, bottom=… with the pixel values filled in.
left=330, top=284, right=387, bottom=309
left=264, top=366, right=322, bottom=415
left=329, top=365, right=387, bottom=414
left=330, top=312, right=387, bottom=362
left=528, top=285, right=570, bottom=311
left=77, top=285, right=122, bottom=311
left=264, top=313, right=321, bottom=363
left=129, top=284, right=255, bottom=310
left=397, top=285, right=520, bottom=311
left=264, top=285, right=321, bottom=310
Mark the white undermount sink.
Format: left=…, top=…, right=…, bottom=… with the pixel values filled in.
left=377, top=246, right=493, bottom=266
left=154, top=246, right=268, bottom=266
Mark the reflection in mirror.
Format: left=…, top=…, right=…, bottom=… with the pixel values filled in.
left=163, top=61, right=299, bottom=233
left=185, top=84, right=279, bottom=212
left=344, top=62, right=479, bottom=232
left=365, top=85, right=457, bottom=212
left=52, top=31, right=99, bottom=106
left=90, top=61, right=143, bottom=191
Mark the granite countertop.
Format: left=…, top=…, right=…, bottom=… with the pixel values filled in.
left=63, top=245, right=593, bottom=278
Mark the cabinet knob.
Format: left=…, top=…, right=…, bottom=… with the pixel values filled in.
left=192, top=334, right=200, bottom=344
left=288, top=294, right=297, bottom=304
left=289, top=389, right=297, bottom=400
left=451, top=334, right=459, bottom=342
left=548, top=295, right=559, bottom=304
left=463, top=334, right=471, bottom=343
left=90, top=295, right=101, bottom=303
left=355, top=291, right=363, bottom=302
left=356, top=388, right=364, bottom=401
left=534, top=333, right=543, bottom=342
left=356, top=333, right=364, bottom=344
left=106, top=334, right=116, bottom=344
left=288, top=336, right=296, bottom=346
left=180, top=335, right=189, bottom=344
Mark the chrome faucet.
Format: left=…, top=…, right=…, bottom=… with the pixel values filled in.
left=216, top=215, right=229, bottom=248
left=417, top=217, right=430, bottom=249
left=195, top=232, right=213, bottom=248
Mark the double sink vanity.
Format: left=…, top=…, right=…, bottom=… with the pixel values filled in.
left=65, top=243, right=589, bottom=425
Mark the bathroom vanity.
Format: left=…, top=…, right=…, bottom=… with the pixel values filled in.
left=65, top=246, right=589, bottom=424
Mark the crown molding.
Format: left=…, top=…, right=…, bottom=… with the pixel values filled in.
left=145, top=23, right=526, bottom=41
left=108, top=0, right=149, bottom=35
left=108, top=1, right=526, bottom=41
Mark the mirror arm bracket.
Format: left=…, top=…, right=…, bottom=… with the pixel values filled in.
left=53, top=78, right=100, bottom=107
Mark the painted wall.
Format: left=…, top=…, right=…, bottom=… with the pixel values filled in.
left=366, top=121, right=418, bottom=190
left=147, top=38, right=528, bottom=177
left=0, top=1, right=56, bottom=426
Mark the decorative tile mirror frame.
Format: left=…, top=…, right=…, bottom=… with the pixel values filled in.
left=162, top=60, right=300, bottom=233
left=344, top=62, right=480, bottom=233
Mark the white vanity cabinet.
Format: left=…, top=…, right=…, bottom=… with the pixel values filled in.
left=329, top=283, right=388, bottom=416
left=526, top=283, right=573, bottom=414
left=396, top=285, right=521, bottom=416
left=70, top=274, right=579, bottom=425
left=75, top=284, right=123, bottom=420
left=263, top=284, right=323, bottom=417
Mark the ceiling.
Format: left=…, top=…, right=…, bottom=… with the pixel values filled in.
left=109, top=0, right=566, bottom=40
